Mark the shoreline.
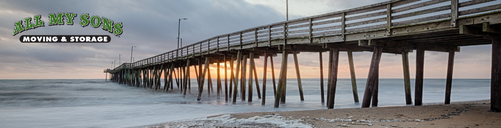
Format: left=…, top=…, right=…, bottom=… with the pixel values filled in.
left=138, top=100, right=501, bottom=128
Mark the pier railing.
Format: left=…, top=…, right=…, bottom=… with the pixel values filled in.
left=113, top=0, right=500, bottom=70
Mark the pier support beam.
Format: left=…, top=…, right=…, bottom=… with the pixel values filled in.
left=253, top=60, right=261, bottom=99
left=445, top=51, right=455, bottom=104
left=224, top=55, right=228, bottom=102
left=270, top=55, right=277, bottom=96
left=229, top=55, right=234, bottom=99
left=197, top=57, right=210, bottom=101
left=248, top=53, right=254, bottom=102
left=262, top=51, right=268, bottom=105
left=372, top=64, right=379, bottom=107
left=491, top=35, right=501, bottom=112
left=232, top=51, right=242, bottom=104
left=327, top=48, right=340, bottom=109
left=402, top=52, right=413, bottom=104
left=183, top=60, right=190, bottom=96
left=241, top=55, right=248, bottom=101
left=217, top=58, right=221, bottom=99
left=174, top=67, right=179, bottom=89
left=164, top=65, right=168, bottom=91
left=207, top=64, right=213, bottom=97
left=274, top=50, right=288, bottom=108
left=347, top=51, right=359, bottom=103
left=361, top=46, right=383, bottom=108
left=415, top=43, right=425, bottom=106
left=319, top=52, right=325, bottom=103
left=280, top=52, right=288, bottom=104
left=197, top=59, right=201, bottom=92
left=293, top=52, right=305, bottom=101
left=327, top=49, right=333, bottom=106
left=169, top=64, right=174, bottom=90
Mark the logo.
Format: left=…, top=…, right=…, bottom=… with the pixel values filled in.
left=13, top=13, right=123, bottom=43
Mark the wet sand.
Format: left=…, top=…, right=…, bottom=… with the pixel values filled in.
left=139, top=100, right=501, bottom=128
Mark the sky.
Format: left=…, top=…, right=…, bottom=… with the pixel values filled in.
left=0, top=0, right=496, bottom=79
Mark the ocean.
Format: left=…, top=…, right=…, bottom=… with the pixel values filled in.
left=0, top=78, right=491, bottom=128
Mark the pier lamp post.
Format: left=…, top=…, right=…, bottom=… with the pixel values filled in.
left=177, top=18, right=187, bottom=49
left=113, top=60, right=116, bottom=68
left=130, top=46, right=136, bottom=63
left=119, top=54, right=122, bottom=66
left=177, top=18, right=187, bottom=58
left=286, top=0, right=288, bottom=21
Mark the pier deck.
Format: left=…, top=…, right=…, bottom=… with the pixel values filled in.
left=105, top=0, right=501, bottom=111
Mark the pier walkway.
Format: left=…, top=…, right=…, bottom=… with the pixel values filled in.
left=105, top=0, right=501, bottom=111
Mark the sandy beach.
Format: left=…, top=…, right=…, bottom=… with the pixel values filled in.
left=139, top=100, right=501, bottom=128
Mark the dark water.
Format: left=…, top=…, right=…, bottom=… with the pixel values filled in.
left=0, top=79, right=490, bottom=128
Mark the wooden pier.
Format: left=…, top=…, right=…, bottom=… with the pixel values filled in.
left=106, top=0, right=501, bottom=111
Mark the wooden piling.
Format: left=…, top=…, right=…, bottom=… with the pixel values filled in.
left=143, top=69, right=146, bottom=88
left=293, top=52, right=304, bottom=101
left=372, top=64, right=379, bottom=107
left=197, top=57, right=210, bottom=101
left=179, top=63, right=183, bottom=90
left=327, top=49, right=333, bottom=106
left=241, top=55, right=248, bottom=101
left=203, top=58, right=210, bottom=95
left=270, top=55, right=277, bottom=96
left=152, top=67, right=158, bottom=90
left=347, top=51, right=359, bottom=103
left=143, top=69, right=146, bottom=87
left=164, top=64, right=168, bottom=91
left=137, top=70, right=140, bottom=87
left=327, top=48, right=340, bottom=109
left=445, top=51, right=455, bottom=104
left=491, top=35, right=501, bottom=112
left=207, top=65, right=212, bottom=96
left=196, top=59, right=201, bottom=90
left=149, top=68, right=153, bottom=88
left=199, top=58, right=202, bottom=90
left=158, top=66, right=162, bottom=90
left=229, top=55, right=235, bottom=99
left=183, top=60, right=190, bottom=96
left=252, top=59, right=261, bottom=99
left=173, top=67, right=179, bottom=89
left=415, top=43, right=425, bottom=106
left=145, top=69, right=149, bottom=88
left=153, top=67, right=157, bottom=89
left=402, top=52, right=412, bottom=104
left=169, top=64, right=174, bottom=90
left=262, top=52, right=268, bottom=105
left=361, top=47, right=383, bottom=108
left=280, top=52, right=288, bottom=104
left=175, top=67, right=179, bottom=89
left=146, top=67, right=154, bottom=88
left=137, top=70, right=139, bottom=87
left=319, top=52, right=325, bottom=103
left=158, top=65, right=163, bottom=90
left=165, top=65, right=171, bottom=91
left=232, top=51, right=242, bottom=104
left=194, top=64, right=200, bottom=86
left=131, top=69, right=134, bottom=86
left=274, top=50, right=288, bottom=108
left=224, top=54, right=228, bottom=102
left=217, top=57, right=221, bottom=98
left=248, top=52, right=254, bottom=102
